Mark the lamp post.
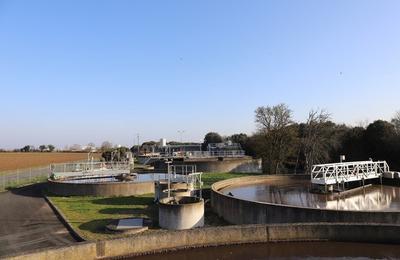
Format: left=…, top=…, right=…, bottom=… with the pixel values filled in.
left=166, top=159, right=173, bottom=198
left=177, top=130, right=185, bottom=143
left=177, top=130, right=185, bottom=156
left=137, top=133, right=140, bottom=154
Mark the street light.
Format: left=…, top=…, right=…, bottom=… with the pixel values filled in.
left=136, top=133, right=140, bottom=154
left=177, top=130, right=185, bottom=157
left=177, top=130, right=185, bottom=143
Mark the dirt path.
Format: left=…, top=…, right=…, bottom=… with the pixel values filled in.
left=0, top=184, right=76, bottom=257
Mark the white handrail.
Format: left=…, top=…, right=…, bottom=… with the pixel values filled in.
left=311, top=160, right=389, bottom=185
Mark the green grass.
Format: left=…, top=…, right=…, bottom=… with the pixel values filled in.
left=48, top=194, right=157, bottom=240
left=201, top=172, right=262, bottom=189
left=48, top=172, right=260, bottom=240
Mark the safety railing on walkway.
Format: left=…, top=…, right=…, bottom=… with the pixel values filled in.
left=311, top=160, right=389, bottom=185
left=185, top=150, right=246, bottom=158
left=50, top=161, right=130, bottom=173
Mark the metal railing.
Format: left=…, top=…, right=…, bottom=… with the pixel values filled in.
left=168, top=165, right=197, bottom=175
left=0, top=165, right=52, bottom=191
left=138, top=150, right=246, bottom=165
left=311, top=160, right=389, bottom=185
left=165, top=164, right=203, bottom=198
left=50, top=161, right=132, bottom=180
left=51, top=161, right=130, bottom=173
left=185, top=150, right=246, bottom=158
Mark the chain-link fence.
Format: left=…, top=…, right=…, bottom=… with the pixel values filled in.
left=0, top=165, right=51, bottom=191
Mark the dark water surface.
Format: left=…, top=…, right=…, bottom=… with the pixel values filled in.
left=132, top=242, right=400, bottom=259
left=221, top=180, right=400, bottom=211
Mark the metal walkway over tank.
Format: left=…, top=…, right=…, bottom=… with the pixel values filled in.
left=311, top=160, right=390, bottom=186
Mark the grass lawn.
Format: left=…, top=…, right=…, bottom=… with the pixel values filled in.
left=47, top=172, right=261, bottom=240
left=48, top=194, right=157, bottom=240
left=201, top=172, right=262, bottom=189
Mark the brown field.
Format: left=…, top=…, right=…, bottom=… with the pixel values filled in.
left=0, top=152, right=101, bottom=172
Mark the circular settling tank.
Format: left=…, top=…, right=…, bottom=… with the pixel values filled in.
left=47, top=173, right=168, bottom=196
left=211, top=175, right=400, bottom=225
left=130, top=241, right=400, bottom=260
left=159, top=196, right=204, bottom=230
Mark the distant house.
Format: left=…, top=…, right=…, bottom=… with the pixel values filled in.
left=81, top=145, right=97, bottom=152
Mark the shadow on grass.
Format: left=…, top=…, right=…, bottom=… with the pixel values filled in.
left=92, top=196, right=153, bottom=206
left=98, top=207, right=152, bottom=215
left=79, top=219, right=113, bottom=234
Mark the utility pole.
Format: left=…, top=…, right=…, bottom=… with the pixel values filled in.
left=178, top=130, right=185, bottom=143
left=137, top=133, right=140, bottom=154
left=178, top=130, right=185, bottom=156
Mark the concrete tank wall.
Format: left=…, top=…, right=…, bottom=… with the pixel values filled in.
left=159, top=196, right=204, bottom=230
left=211, top=174, right=400, bottom=225
left=7, top=242, right=97, bottom=260
left=47, top=179, right=154, bottom=196
left=10, top=223, right=400, bottom=259
left=154, top=157, right=262, bottom=173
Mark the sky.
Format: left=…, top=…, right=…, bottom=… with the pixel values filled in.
left=1, top=0, right=400, bottom=149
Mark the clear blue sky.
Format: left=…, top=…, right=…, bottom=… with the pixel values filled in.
left=1, top=0, right=400, bottom=149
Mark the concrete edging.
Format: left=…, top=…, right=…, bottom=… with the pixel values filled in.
left=98, top=223, right=400, bottom=259
left=7, top=223, right=400, bottom=260
left=5, top=241, right=97, bottom=260
left=43, top=195, right=86, bottom=242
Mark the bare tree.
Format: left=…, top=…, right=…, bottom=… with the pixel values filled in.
left=255, top=103, right=292, bottom=132
left=85, top=142, right=97, bottom=152
left=301, top=109, right=331, bottom=173
left=391, top=110, right=400, bottom=133
left=255, top=103, right=294, bottom=174
left=70, top=144, right=82, bottom=151
left=101, top=141, right=113, bottom=151
left=355, top=119, right=369, bottom=129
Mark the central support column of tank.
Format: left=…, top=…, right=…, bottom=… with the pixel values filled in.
left=157, top=163, right=204, bottom=230
left=158, top=196, right=204, bottom=230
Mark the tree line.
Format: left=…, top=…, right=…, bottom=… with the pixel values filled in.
left=219, top=104, right=400, bottom=174
left=18, top=144, right=56, bottom=152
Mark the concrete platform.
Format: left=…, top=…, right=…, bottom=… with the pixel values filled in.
left=106, top=218, right=150, bottom=234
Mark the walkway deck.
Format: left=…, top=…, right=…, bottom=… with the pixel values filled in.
left=311, top=160, right=389, bottom=186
